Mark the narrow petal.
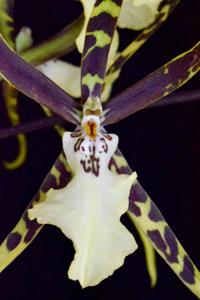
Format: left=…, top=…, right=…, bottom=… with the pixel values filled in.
left=0, top=152, right=73, bottom=272
left=104, top=42, right=200, bottom=125
left=0, top=34, right=80, bottom=123
left=128, top=211, right=157, bottom=287
left=0, top=116, right=64, bottom=140
left=109, top=148, right=200, bottom=299
left=106, top=0, right=180, bottom=77
left=76, top=0, right=96, bottom=53
left=81, top=0, right=123, bottom=102
left=109, top=148, right=157, bottom=286
left=29, top=132, right=138, bottom=288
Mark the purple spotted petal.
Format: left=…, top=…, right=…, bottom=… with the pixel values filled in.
left=108, top=0, right=180, bottom=74
left=110, top=148, right=200, bottom=298
left=0, top=152, right=73, bottom=272
left=0, top=35, right=80, bottom=124
left=104, top=42, right=200, bottom=125
left=81, top=0, right=122, bottom=102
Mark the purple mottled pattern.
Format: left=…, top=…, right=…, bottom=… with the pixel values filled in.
left=81, top=0, right=123, bottom=101
left=180, top=255, right=195, bottom=284
left=6, top=232, right=22, bottom=251
left=129, top=183, right=148, bottom=216
left=109, top=0, right=180, bottom=73
left=147, top=227, right=178, bottom=263
left=0, top=36, right=80, bottom=124
left=148, top=201, right=164, bottom=221
left=23, top=210, right=41, bottom=243
left=104, top=42, right=200, bottom=125
left=5, top=152, right=73, bottom=249
left=164, top=227, right=179, bottom=263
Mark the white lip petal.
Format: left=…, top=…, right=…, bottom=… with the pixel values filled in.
left=29, top=132, right=138, bottom=287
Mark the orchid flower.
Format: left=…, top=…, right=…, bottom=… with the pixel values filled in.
left=0, top=0, right=181, bottom=169
left=0, top=0, right=200, bottom=298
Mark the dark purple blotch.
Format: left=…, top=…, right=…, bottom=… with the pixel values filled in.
left=128, top=183, right=148, bottom=216
left=148, top=201, right=164, bottom=222
left=23, top=210, right=41, bottom=244
left=164, top=227, right=179, bottom=263
left=6, top=232, right=22, bottom=251
left=180, top=255, right=195, bottom=284
left=147, top=227, right=178, bottom=263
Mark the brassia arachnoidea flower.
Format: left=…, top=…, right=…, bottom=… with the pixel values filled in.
left=0, top=0, right=200, bottom=298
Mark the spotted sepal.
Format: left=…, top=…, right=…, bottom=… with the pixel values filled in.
left=81, top=0, right=122, bottom=102
left=0, top=152, right=73, bottom=273
left=2, top=82, right=27, bottom=170
left=104, top=42, right=200, bottom=125
left=0, top=34, right=81, bottom=124
left=128, top=211, right=157, bottom=287
left=110, top=149, right=200, bottom=298
left=106, top=0, right=180, bottom=77
left=109, top=148, right=157, bottom=287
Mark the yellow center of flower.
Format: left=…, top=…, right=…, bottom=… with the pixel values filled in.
left=83, top=120, right=98, bottom=140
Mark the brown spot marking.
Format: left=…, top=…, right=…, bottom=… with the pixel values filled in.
left=23, top=210, right=42, bottom=244
left=74, top=137, right=84, bottom=152
left=54, top=159, right=72, bottom=189
left=80, top=146, right=100, bottom=177
left=6, top=232, right=22, bottom=251
left=103, top=134, right=113, bottom=141
left=70, top=131, right=82, bottom=138
left=108, top=156, right=130, bottom=175
left=180, top=255, right=195, bottom=284
left=147, top=227, right=178, bottom=263
left=128, top=183, right=148, bottom=217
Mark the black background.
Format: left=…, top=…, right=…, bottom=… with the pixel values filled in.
left=0, top=0, right=200, bottom=299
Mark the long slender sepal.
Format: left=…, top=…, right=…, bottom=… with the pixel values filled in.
left=0, top=34, right=81, bottom=124
left=107, top=0, right=180, bottom=76
left=0, top=116, right=64, bottom=140
left=81, top=0, right=122, bottom=102
left=109, top=149, right=157, bottom=286
left=148, top=89, right=200, bottom=108
left=128, top=211, right=157, bottom=287
left=0, top=152, right=73, bottom=272
left=104, top=42, right=200, bottom=125
left=109, top=149, right=200, bottom=298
